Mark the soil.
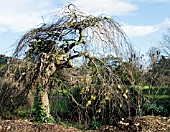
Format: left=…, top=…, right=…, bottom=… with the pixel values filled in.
left=0, top=116, right=169, bottom=132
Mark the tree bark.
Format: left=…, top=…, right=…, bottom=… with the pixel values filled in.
left=41, top=89, right=50, bottom=115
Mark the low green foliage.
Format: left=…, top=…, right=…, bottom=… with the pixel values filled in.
left=143, top=102, right=168, bottom=116
left=14, top=109, right=32, bottom=119
left=90, top=116, right=101, bottom=130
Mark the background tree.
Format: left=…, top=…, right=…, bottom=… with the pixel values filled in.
left=161, top=28, right=170, bottom=57
left=145, top=45, right=170, bottom=87
left=0, top=54, right=9, bottom=77
left=145, top=55, right=170, bottom=87
left=144, top=47, right=161, bottom=86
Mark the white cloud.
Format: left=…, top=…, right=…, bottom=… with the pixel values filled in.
left=123, top=17, right=170, bottom=38
left=0, top=0, right=138, bottom=33
left=73, top=0, right=138, bottom=16
left=122, top=24, right=159, bottom=37
left=163, top=18, right=170, bottom=26
left=0, top=0, right=57, bottom=33
left=0, top=24, right=8, bottom=32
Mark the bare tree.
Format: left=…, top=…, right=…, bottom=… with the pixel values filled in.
left=161, top=28, right=170, bottom=57
left=6, top=4, right=138, bottom=124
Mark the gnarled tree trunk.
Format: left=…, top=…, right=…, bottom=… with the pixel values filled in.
left=41, top=89, right=50, bottom=115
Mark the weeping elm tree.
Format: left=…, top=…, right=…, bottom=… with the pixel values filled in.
left=8, top=4, right=137, bottom=123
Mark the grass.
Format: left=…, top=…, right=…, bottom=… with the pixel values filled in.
left=144, top=94, right=170, bottom=100
left=130, top=85, right=169, bottom=89
left=130, top=85, right=170, bottom=99
left=153, top=95, right=170, bottom=100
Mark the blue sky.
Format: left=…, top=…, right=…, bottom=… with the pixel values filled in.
left=0, top=0, right=170, bottom=56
